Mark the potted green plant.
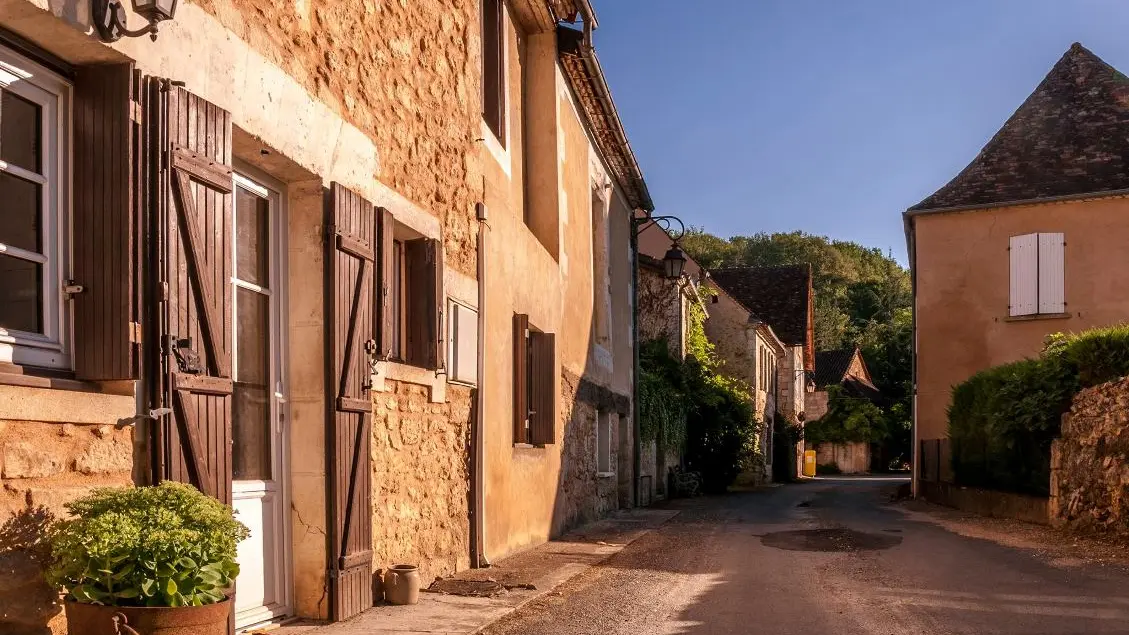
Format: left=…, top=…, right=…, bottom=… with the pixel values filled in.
left=46, top=482, right=249, bottom=635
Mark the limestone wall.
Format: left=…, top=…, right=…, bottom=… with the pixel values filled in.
left=809, top=441, right=870, bottom=474
left=0, top=385, right=135, bottom=635
left=371, top=379, right=472, bottom=591
left=1051, top=376, right=1129, bottom=535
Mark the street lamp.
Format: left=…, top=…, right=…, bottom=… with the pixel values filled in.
left=634, top=212, right=688, bottom=281
left=93, top=0, right=179, bottom=42
left=662, top=244, right=687, bottom=280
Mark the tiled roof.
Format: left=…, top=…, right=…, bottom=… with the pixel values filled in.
left=708, top=265, right=812, bottom=348
left=813, top=349, right=857, bottom=388
left=909, top=43, right=1129, bottom=212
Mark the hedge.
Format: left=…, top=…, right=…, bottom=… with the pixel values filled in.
left=947, top=325, right=1129, bottom=496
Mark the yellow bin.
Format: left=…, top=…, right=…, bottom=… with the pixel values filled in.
left=803, top=450, right=817, bottom=477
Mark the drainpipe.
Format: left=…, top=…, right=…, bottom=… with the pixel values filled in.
left=471, top=206, right=488, bottom=565
left=630, top=212, right=642, bottom=507
left=904, top=213, right=918, bottom=498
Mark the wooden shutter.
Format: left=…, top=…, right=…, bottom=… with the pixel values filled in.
left=1009, top=234, right=1038, bottom=317
left=482, top=0, right=505, bottom=140
left=145, top=78, right=234, bottom=506
left=326, top=182, right=376, bottom=621
left=529, top=330, right=556, bottom=446
left=72, top=63, right=137, bottom=381
left=1038, top=232, right=1065, bottom=314
left=375, top=207, right=396, bottom=359
left=513, top=314, right=529, bottom=443
left=404, top=237, right=444, bottom=369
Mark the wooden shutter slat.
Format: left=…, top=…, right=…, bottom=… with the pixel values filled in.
left=513, top=314, right=529, bottom=444
left=376, top=207, right=396, bottom=359
left=430, top=238, right=445, bottom=371
left=1038, top=232, right=1065, bottom=314
left=529, top=331, right=556, bottom=445
left=73, top=63, right=136, bottom=381
left=171, top=144, right=234, bottom=193
left=326, top=182, right=375, bottom=620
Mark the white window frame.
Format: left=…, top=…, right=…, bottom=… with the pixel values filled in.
left=447, top=298, right=478, bottom=386
left=0, top=46, right=70, bottom=369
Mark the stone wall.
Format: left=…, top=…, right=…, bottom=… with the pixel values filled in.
left=193, top=0, right=481, bottom=277
left=1051, top=376, right=1129, bottom=535
left=371, top=379, right=472, bottom=591
left=0, top=387, right=135, bottom=635
left=638, top=267, right=683, bottom=354
left=808, top=441, right=870, bottom=474
left=807, top=389, right=830, bottom=421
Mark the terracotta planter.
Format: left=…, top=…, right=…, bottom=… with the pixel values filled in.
left=64, top=598, right=231, bottom=635
left=383, top=564, right=420, bottom=605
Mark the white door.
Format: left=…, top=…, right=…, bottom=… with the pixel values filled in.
left=231, top=172, right=291, bottom=629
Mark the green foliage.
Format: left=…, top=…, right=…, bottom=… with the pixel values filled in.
left=638, top=339, right=688, bottom=452
left=804, top=386, right=888, bottom=445
left=772, top=416, right=803, bottom=483
left=47, top=482, right=249, bottom=607
left=948, top=325, right=1129, bottom=495
left=682, top=228, right=913, bottom=464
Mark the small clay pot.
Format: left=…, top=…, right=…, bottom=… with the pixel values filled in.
left=383, top=564, right=420, bottom=605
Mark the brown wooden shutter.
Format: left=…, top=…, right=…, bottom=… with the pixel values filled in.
left=72, top=63, right=137, bottom=381
left=326, top=182, right=376, bottom=620
left=145, top=78, right=234, bottom=506
left=529, top=331, right=556, bottom=445
left=403, top=237, right=443, bottom=369
left=375, top=207, right=396, bottom=359
left=482, top=0, right=505, bottom=140
left=513, top=314, right=529, bottom=444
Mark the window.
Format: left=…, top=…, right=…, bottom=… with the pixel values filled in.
left=513, top=314, right=556, bottom=445
left=591, top=188, right=611, bottom=349
left=377, top=212, right=444, bottom=369
left=0, top=49, right=68, bottom=369
left=1009, top=233, right=1065, bottom=317
left=481, top=0, right=506, bottom=143
left=596, top=411, right=613, bottom=474
left=448, top=299, right=478, bottom=385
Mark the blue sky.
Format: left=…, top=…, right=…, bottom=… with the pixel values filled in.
left=591, top=0, right=1129, bottom=264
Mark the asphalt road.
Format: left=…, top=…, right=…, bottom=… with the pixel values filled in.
left=480, top=477, right=1129, bottom=635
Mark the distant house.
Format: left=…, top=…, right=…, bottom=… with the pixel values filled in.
left=806, top=348, right=881, bottom=474
left=701, top=278, right=788, bottom=483
left=710, top=265, right=816, bottom=478
left=905, top=42, right=1129, bottom=494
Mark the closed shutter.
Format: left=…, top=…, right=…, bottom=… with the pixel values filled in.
left=482, top=0, right=505, bottom=140
left=326, top=182, right=376, bottom=621
left=404, top=237, right=444, bottom=369
left=529, top=330, right=556, bottom=446
left=1038, top=232, right=1065, bottom=314
left=145, top=78, right=234, bottom=506
left=375, top=207, right=396, bottom=359
left=513, top=314, right=529, bottom=443
left=72, top=63, right=137, bottom=380
left=1009, top=234, right=1038, bottom=316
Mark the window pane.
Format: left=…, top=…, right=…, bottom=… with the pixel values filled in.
left=236, top=186, right=269, bottom=286
left=392, top=241, right=402, bottom=358
left=233, top=287, right=271, bottom=480
left=0, top=253, right=42, bottom=334
left=0, top=172, right=41, bottom=253
left=1, top=91, right=41, bottom=173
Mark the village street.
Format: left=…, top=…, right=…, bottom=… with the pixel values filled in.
left=480, top=478, right=1129, bottom=635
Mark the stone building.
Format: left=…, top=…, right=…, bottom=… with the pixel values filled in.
left=710, top=265, right=815, bottom=478
left=805, top=347, right=881, bottom=474
left=0, top=0, right=648, bottom=632
left=905, top=43, right=1129, bottom=495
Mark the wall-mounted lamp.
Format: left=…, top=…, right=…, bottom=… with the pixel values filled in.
left=662, top=244, right=687, bottom=280
left=93, top=0, right=179, bottom=42
left=633, top=212, right=688, bottom=281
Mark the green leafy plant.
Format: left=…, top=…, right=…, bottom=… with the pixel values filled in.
left=804, top=386, right=888, bottom=445
left=47, top=482, right=249, bottom=607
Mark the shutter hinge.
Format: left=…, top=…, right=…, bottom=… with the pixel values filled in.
left=63, top=281, right=85, bottom=296
left=129, top=322, right=143, bottom=343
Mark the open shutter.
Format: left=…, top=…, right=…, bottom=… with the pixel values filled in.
left=1038, top=232, right=1065, bottom=314
left=529, top=330, right=556, bottom=445
left=404, top=237, right=443, bottom=368
left=326, top=182, right=376, bottom=620
left=146, top=78, right=234, bottom=506
left=72, top=63, right=137, bottom=380
left=1009, top=234, right=1038, bottom=317
left=376, top=207, right=396, bottom=359
left=513, top=314, right=529, bottom=444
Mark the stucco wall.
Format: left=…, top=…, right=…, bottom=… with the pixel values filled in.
left=0, top=386, right=135, bottom=635
left=809, top=441, right=870, bottom=474
left=914, top=197, right=1129, bottom=444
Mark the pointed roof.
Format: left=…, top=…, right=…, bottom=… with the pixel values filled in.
left=709, top=265, right=813, bottom=351
left=910, top=43, right=1129, bottom=212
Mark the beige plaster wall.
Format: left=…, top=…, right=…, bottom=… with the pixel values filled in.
left=913, top=197, right=1129, bottom=443
left=0, top=385, right=135, bottom=635
left=809, top=441, right=870, bottom=474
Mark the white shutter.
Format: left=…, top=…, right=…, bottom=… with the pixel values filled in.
left=1009, top=234, right=1038, bottom=316
left=1038, top=232, right=1065, bottom=314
